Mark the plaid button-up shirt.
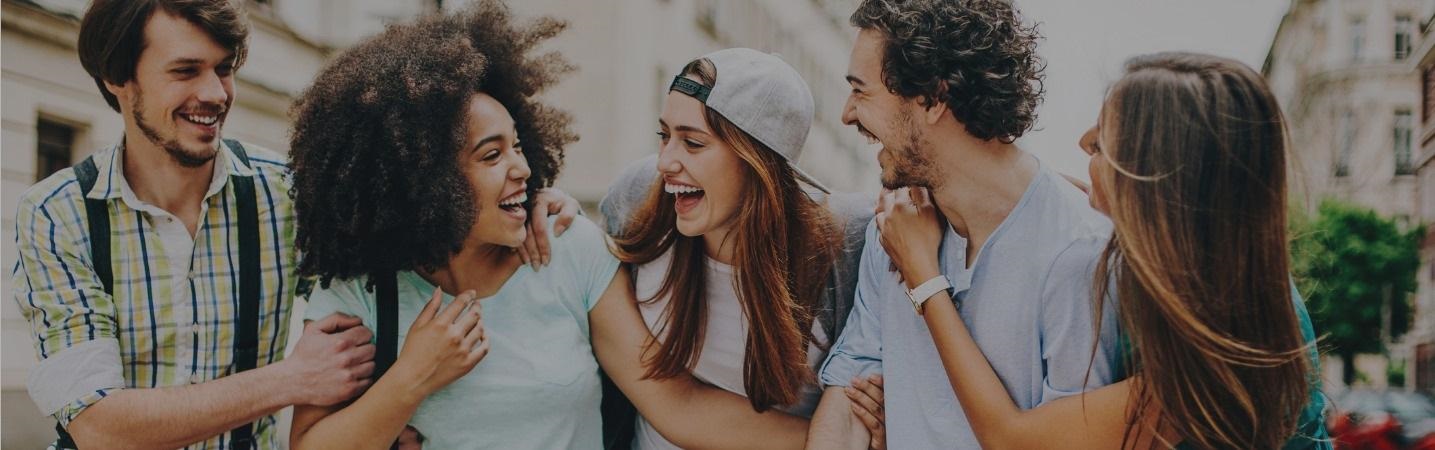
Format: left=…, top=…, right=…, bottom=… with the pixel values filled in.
left=12, top=139, right=299, bottom=450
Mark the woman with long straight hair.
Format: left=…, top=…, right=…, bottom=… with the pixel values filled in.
left=600, top=48, right=878, bottom=449
left=872, top=52, right=1330, bottom=449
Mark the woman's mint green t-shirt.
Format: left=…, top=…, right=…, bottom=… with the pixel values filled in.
left=304, top=216, right=620, bottom=450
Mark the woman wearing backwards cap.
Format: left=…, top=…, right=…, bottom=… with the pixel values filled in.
left=288, top=5, right=813, bottom=449
left=600, top=48, right=883, bottom=450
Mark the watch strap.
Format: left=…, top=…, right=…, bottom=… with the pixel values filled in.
left=907, top=275, right=952, bottom=315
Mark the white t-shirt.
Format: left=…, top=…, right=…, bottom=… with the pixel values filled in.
left=632, top=248, right=828, bottom=450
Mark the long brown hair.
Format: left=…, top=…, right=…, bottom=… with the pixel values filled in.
left=614, top=58, right=841, bottom=412
left=1093, top=52, right=1313, bottom=449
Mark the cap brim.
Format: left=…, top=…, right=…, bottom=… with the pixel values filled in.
left=790, top=163, right=831, bottom=194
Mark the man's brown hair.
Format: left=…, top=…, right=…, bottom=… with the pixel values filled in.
left=78, top=0, right=250, bottom=112
left=850, top=0, right=1044, bottom=143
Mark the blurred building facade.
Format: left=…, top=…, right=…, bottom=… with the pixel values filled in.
left=1265, top=0, right=1435, bottom=393
left=1, top=0, right=873, bottom=447
left=1414, top=9, right=1435, bottom=396
left=495, top=0, right=876, bottom=207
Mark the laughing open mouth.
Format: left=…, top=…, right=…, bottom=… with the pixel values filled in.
left=498, top=191, right=528, bottom=214
left=180, top=113, right=220, bottom=126
left=666, top=182, right=705, bottom=213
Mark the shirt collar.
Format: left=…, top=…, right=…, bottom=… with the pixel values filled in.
left=85, top=136, right=252, bottom=203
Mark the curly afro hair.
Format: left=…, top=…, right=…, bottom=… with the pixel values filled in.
left=288, top=0, right=577, bottom=287
left=850, top=0, right=1045, bottom=143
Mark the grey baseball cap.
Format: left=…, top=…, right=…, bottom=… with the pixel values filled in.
left=669, top=48, right=831, bottom=194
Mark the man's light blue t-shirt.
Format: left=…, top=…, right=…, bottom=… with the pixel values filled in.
left=304, top=216, right=619, bottom=450
left=820, top=165, right=1121, bottom=449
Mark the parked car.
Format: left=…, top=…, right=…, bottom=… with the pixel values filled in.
left=1330, top=389, right=1435, bottom=450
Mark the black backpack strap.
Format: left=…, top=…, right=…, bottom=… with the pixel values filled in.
left=373, top=272, right=406, bottom=450
left=54, top=157, right=109, bottom=449
left=224, top=139, right=252, bottom=169
left=600, top=370, right=638, bottom=449
left=375, top=272, right=399, bottom=378
left=74, top=156, right=112, bottom=296
left=225, top=139, right=261, bottom=450
left=54, top=422, right=76, bottom=449
left=55, top=143, right=264, bottom=449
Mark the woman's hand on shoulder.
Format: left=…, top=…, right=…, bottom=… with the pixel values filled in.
left=875, top=187, right=943, bottom=289
left=517, top=188, right=582, bottom=270
left=391, top=289, right=490, bottom=398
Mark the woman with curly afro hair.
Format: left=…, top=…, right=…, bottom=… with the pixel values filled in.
left=287, top=2, right=810, bottom=449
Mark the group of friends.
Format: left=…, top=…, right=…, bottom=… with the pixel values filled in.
left=13, top=0, right=1333, bottom=449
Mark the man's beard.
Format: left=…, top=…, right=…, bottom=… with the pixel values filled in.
left=879, top=108, right=939, bottom=190
left=131, top=90, right=219, bottom=168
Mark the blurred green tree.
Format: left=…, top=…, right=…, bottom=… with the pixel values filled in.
left=1292, top=199, right=1423, bottom=385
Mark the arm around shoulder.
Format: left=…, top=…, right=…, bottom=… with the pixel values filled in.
left=806, top=386, right=871, bottom=450
left=589, top=266, right=809, bottom=449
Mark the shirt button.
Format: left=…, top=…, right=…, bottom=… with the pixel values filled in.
left=190, top=323, right=200, bottom=334
left=190, top=373, right=202, bottom=384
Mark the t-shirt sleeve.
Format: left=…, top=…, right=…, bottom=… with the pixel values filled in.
left=820, top=192, right=878, bottom=341
left=303, top=277, right=375, bottom=328
left=597, top=154, right=660, bottom=237
left=550, top=215, right=621, bottom=311
left=819, top=219, right=886, bottom=387
left=1037, top=236, right=1119, bottom=405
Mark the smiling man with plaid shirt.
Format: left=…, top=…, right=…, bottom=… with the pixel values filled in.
left=11, top=1, right=377, bottom=448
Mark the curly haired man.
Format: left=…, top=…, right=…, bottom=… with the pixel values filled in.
left=807, top=1, right=1121, bottom=448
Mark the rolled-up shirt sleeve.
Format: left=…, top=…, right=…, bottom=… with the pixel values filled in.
left=1037, top=237, right=1119, bottom=404
left=819, top=221, right=885, bottom=387
left=11, top=185, right=126, bottom=425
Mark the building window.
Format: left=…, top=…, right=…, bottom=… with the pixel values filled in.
left=1419, top=343, right=1435, bottom=395
left=1396, top=110, right=1414, bottom=175
left=1336, top=110, right=1354, bottom=177
left=1425, top=67, right=1435, bottom=124
left=1396, top=15, right=1414, bottom=61
left=1352, top=18, right=1366, bottom=62
left=36, top=118, right=77, bottom=182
